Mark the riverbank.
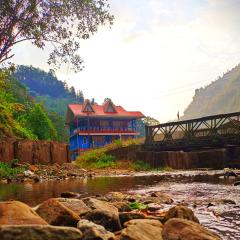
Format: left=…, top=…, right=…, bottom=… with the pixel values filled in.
left=0, top=188, right=224, bottom=240
left=1, top=169, right=240, bottom=239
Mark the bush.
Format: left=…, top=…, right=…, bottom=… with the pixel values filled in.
left=131, top=160, right=152, bottom=171
left=129, top=202, right=148, bottom=210
left=0, top=162, right=26, bottom=179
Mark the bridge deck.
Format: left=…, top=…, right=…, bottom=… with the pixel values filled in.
left=144, top=111, right=240, bottom=151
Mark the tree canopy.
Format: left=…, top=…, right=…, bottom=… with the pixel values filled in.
left=0, top=0, right=113, bottom=71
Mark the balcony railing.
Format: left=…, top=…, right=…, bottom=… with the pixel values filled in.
left=70, top=126, right=137, bottom=137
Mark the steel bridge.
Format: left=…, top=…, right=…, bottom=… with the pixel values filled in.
left=144, top=111, right=240, bottom=151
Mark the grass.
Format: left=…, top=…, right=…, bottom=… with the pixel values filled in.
left=76, top=138, right=143, bottom=169
left=131, top=160, right=152, bottom=171
left=0, top=161, right=26, bottom=179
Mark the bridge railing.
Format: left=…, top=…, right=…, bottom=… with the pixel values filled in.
left=145, top=111, right=240, bottom=150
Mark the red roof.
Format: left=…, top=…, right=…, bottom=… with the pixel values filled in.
left=66, top=100, right=144, bottom=123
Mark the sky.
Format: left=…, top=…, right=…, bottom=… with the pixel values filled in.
left=11, top=0, right=240, bottom=122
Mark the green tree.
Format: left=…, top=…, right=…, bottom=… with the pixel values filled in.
left=0, top=0, right=113, bottom=71
left=25, top=104, right=57, bottom=140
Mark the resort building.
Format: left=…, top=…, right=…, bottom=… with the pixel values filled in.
left=66, top=99, right=145, bottom=160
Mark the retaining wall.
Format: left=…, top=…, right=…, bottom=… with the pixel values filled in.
left=0, top=139, right=71, bottom=165
left=107, top=145, right=240, bottom=169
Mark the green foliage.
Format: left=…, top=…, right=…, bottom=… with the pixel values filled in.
left=0, top=1, right=113, bottom=71
left=23, top=104, right=57, bottom=140
left=77, top=148, right=116, bottom=169
left=0, top=162, right=26, bottom=179
left=183, top=64, right=240, bottom=119
left=129, top=202, right=148, bottom=210
left=131, top=160, right=152, bottom=171
left=0, top=68, right=57, bottom=141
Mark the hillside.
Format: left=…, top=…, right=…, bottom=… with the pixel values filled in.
left=182, top=64, right=240, bottom=119
left=13, top=65, right=84, bottom=116
left=0, top=68, right=57, bottom=140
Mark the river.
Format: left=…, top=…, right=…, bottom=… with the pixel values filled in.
left=0, top=171, right=239, bottom=239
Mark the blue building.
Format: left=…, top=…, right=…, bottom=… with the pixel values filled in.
left=65, top=99, right=144, bottom=160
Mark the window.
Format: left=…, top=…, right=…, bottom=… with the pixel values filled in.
left=83, top=137, right=87, bottom=144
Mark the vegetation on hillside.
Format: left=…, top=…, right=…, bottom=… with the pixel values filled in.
left=183, top=64, right=240, bottom=119
left=0, top=68, right=58, bottom=140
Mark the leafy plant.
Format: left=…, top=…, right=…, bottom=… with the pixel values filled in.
left=129, top=202, right=148, bottom=210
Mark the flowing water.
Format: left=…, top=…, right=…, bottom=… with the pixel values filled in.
left=0, top=171, right=239, bottom=239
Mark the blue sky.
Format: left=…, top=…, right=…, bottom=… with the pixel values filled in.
left=12, top=0, right=240, bottom=122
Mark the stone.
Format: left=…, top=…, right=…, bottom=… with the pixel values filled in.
left=120, top=219, right=163, bottom=240
left=119, top=212, right=146, bottom=225
left=234, top=181, right=240, bottom=186
left=24, top=170, right=34, bottom=177
left=148, top=203, right=162, bottom=211
left=162, top=218, right=221, bottom=240
left=78, top=219, right=116, bottom=240
left=57, top=198, right=91, bottom=216
left=163, top=205, right=200, bottom=223
left=151, top=192, right=173, bottom=204
left=0, top=225, right=82, bottom=240
left=84, top=209, right=121, bottom=232
left=112, top=202, right=131, bottom=212
left=60, top=191, right=80, bottom=198
left=0, top=201, right=48, bottom=225
left=82, top=197, right=118, bottom=213
left=36, top=198, right=80, bottom=226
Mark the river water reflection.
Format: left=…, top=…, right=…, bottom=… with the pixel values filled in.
left=0, top=172, right=239, bottom=239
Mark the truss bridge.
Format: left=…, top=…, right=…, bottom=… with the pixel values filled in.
left=144, top=111, right=240, bottom=151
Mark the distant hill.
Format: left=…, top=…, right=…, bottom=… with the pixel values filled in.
left=13, top=65, right=84, bottom=116
left=182, top=64, right=240, bottom=120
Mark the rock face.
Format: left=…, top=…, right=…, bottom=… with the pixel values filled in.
left=36, top=198, right=80, bottom=226
left=78, top=219, right=116, bottom=240
left=82, top=198, right=118, bottom=213
left=164, top=205, right=199, bottom=223
left=57, top=198, right=91, bottom=216
left=84, top=210, right=121, bottom=232
left=0, top=201, right=48, bottom=225
left=120, top=219, right=163, bottom=240
left=162, top=218, right=221, bottom=240
left=0, top=139, right=15, bottom=163
left=0, top=139, right=70, bottom=165
left=0, top=225, right=83, bottom=240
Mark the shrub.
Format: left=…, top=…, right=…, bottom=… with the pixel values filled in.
left=129, top=202, right=148, bottom=210
left=0, top=162, right=26, bottom=179
left=131, top=160, right=152, bottom=171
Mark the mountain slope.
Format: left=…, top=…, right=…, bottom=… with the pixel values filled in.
left=13, top=65, right=84, bottom=116
left=182, top=64, right=240, bottom=120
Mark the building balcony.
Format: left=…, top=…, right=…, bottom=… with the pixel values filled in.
left=70, top=126, right=138, bottom=137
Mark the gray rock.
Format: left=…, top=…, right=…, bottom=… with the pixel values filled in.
left=0, top=225, right=82, bottom=240
left=84, top=210, right=121, bottom=232
left=78, top=219, right=115, bottom=240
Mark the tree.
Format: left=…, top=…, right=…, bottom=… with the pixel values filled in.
left=0, top=0, right=113, bottom=71
left=142, top=116, right=160, bottom=126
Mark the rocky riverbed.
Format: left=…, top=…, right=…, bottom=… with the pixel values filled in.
left=0, top=190, right=223, bottom=240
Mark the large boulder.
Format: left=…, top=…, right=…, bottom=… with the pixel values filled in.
left=78, top=219, right=116, bottom=240
left=150, top=192, right=173, bottom=204
left=112, top=202, right=131, bottom=212
left=119, top=219, right=163, bottom=240
left=162, top=218, right=221, bottom=240
left=0, top=201, right=48, bottom=225
left=0, top=225, right=82, bottom=240
left=57, top=198, right=91, bottom=216
left=82, top=197, right=118, bottom=213
left=35, top=198, right=80, bottom=226
left=119, top=212, right=146, bottom=225
left=83, top=209, right=121, bottom=232
left=163, top=205, right=199, bottom=223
